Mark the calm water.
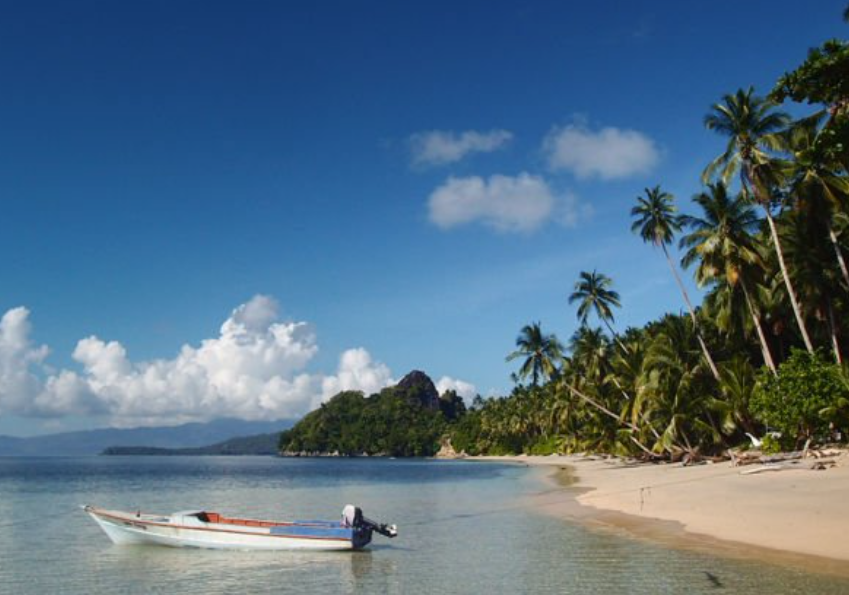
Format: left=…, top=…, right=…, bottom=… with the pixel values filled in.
left=0, top=457, right=846, bottom=594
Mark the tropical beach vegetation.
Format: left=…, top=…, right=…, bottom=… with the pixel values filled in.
left=448, top=12, right=849, bottom=459
left=274, top=10, right=848, bottom=462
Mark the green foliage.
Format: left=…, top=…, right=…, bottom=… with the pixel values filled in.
left=279, top=383, right=458, bottom=457
left=525, top=436, right=559, bottom=456
left=447, top=409, right=482, bottom=456
left=771, top=39, right=849, bottom=109
left=751, top=350, right=849, bottom=444
left=506, top=322, right=563, bottom=386
left=759, top=434, right=783, bottom=454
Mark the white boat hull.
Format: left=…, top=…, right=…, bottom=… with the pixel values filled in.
left=85, top=507, right=361, bottom=551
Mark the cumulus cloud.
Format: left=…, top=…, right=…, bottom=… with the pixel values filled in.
left=410, top=129, right=513, bottom=167
left=0, top=296, right=417, bottom=427
left=543, top=121, right=660, bottom=179
left=428, top=172, right=560, bottom=233
left=0, top=307, right=51, bottom=415
left=436, top=376, right=477, bottom=403
left=320, top=348, right=394, bottom=400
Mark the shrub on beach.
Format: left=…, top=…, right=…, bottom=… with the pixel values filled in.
left=751, top=350, right=849, bottom=446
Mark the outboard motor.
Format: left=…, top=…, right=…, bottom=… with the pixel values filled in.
left=342, top=504, right=398, bottom=547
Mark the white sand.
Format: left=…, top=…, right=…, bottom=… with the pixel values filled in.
left=471, top=453, right=849, bottom=566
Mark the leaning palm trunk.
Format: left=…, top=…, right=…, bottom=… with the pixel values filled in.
left=828, top=223, right=849, bottom=292
left=600, top=320, right=634, bottom=400
left=563, top=383, right=657, bottom=456
left=740, top=279, right=777, bottom=374
left=762, top=209, right=815, bottom=353
left=744, top=165, right=815, bottom=353
left=660, top=243, right=721, bottom=381
left=603, top=319, right=630, bottom=355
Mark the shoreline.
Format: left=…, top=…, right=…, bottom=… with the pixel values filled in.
left=468, top=453, right=849, bottom=576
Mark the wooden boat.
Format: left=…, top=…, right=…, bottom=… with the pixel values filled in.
left=83, top=504, right=397, bottom=551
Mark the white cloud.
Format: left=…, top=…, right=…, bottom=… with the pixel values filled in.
left=410, top=129, right=513, bottom=166
left=543, top=122, right=660, bottom=179
left=428, top=172, right=559, bottom=233
left=320, top=348, right=394, bottom=400
left=436, top=376, right=477, bottom=403
left=0, top=307, right=51, bottom=415
left=0, top=297, right=402, bottom=427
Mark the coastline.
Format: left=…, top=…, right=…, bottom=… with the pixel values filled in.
left=469, top=453, right=849, bottom=574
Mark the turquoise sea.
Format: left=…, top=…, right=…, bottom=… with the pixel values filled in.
left=0, top=457, right=847, bottom=594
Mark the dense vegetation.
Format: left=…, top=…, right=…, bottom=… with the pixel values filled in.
left=278, top=371, right=466, bottom=457
left=446, top=10, right=849, bottom=458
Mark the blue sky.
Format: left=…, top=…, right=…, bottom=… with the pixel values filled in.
left=0, top=1, right=845, bottom=435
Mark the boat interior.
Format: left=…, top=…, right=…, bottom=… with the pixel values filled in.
left=194, top=512, right=338, bottom=528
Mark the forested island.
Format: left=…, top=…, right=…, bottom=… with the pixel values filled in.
left=279, top=371, right=465, bottom=457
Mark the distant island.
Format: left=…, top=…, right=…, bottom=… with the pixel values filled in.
left=279, top=370, right=466, bottom=457
left=0, top=418, right=292, bottom=456
left=101, top=431, right=283, bottom=456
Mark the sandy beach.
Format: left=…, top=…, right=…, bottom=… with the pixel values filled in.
left=472, top=452, right=849, bottom=572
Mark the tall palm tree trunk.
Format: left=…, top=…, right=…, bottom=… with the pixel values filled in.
left=762, top=209, right=815, bottom=353
left=828, top=223, right=849, bottom=291
left=660, top=243, right=722, bottom=380
left=740, top=279, right=777, bottom=374
left=827, top=298, right=842, bottom=364
left=743, top=165, right=815, bottom=353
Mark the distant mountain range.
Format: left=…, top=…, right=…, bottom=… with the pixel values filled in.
left=102, top=432, right=283, bottom=456
left=0, top=418, right=293, bottom=456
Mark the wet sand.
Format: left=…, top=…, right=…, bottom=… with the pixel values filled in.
left=470, top=453, right=849, bottom=576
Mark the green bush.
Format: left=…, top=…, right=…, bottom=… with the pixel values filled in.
left=751, top=349, right=849, bottom=445
left=759, top=434, right=783, bottom=454
left=525, top=436, right=558, bottom=455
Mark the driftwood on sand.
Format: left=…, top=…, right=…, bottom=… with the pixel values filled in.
left=728, top=441, right=843, bottom=474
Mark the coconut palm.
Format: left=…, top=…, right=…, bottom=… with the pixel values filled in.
left=679, top=182, right=777, bottom=373
left=784, top=116, right=849, bottom=291
left=569, top=270, right=628, bottom=352
left=702, top=87, right=815, bottom=353
left=635, top=315, right=725, bottom=454
left=779, top=211, right=845, bottom=363
left=631, top=185, right=721, bottom=380
left=506, top=322, right=563, bottom=386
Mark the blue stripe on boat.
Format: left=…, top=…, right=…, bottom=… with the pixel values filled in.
left=270, top=525, right=353, bottom=539
left=291, top=520, right=339, bottom=527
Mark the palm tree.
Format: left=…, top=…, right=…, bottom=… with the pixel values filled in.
left=702, top=87, right=815, bottom=353
left=506, top=322, right=563, bottom=386
left=784, top=116, right=849, bottom=291
left=779, top=211, right=845, bottom=363
left=569, top=326, right=614, bottom=385
left=569, top=270, right=628, bottom=351
left=679, top=183, right=777, bottom=373
left=631, top=185, right=722, bottom=380
left=635, top=315, right=725, bottom=454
